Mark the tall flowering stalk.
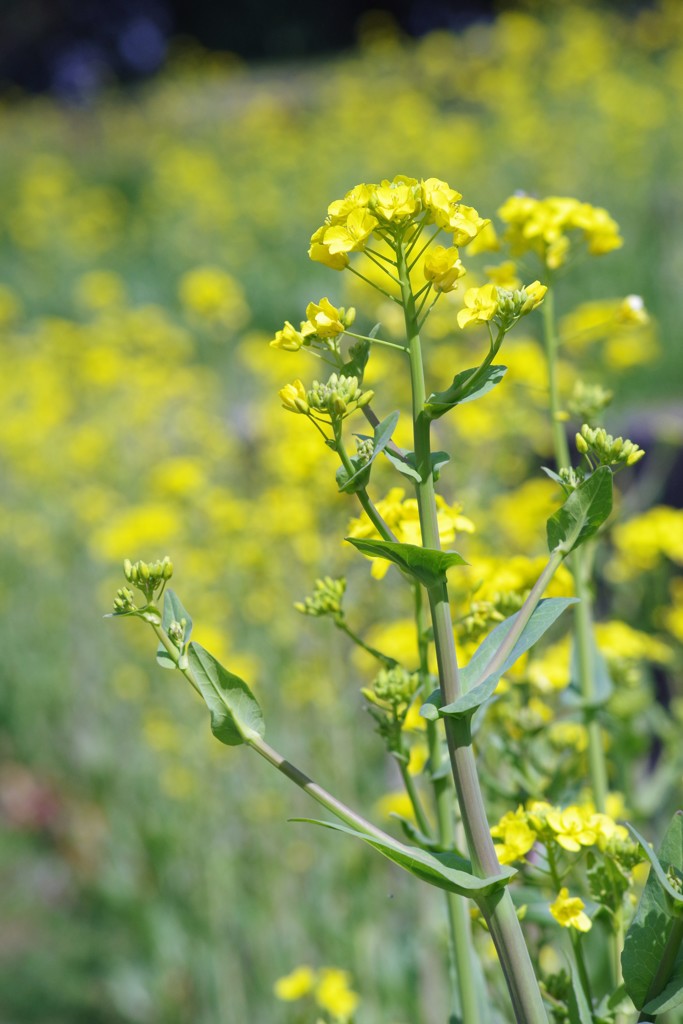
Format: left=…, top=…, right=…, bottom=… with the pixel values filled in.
left=108, top=176, right=678, bottom=1024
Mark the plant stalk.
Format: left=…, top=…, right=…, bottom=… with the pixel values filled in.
left=398, top=241, right=548, bottom=1024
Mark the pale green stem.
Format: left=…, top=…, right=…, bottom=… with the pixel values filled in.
left=541, top=285, right=608, bottom=814
left=415, top=583, right=481, bottom=1023
left=398, top=241, right=548, bottom=1024
left=335, top=618, right=396, bottom=668
left=344, top=329, right=407, bottom=352
left=397, top=758, right=432, bottom=838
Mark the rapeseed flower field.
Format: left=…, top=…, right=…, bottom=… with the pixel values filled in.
left=1, top=3, right=683, bottom=1021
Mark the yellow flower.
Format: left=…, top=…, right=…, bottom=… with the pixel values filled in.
left=279, top=379, right=309, bottom=414
left=315, top=967, right=360, bottom=1020
left=270, top=320, right=312, bottom=351
left=305, top=297, right=346, bottom=337
left=375, top=790, right=415, bottom=822
left=549, top=888, right=592, bottom=932
left=421, top=176, right=462, bottom=226
left=372, top=178, right=419, bottom=222
left=327, top=184, right=373, bottom=223
left=546, top=806, right=598, bottom=852
left=457, top=283, right=499, bottom=328
left=309, top=226, right=349, bottom=270
left=274, top=965, right=316, bottom=1001
left=450, top=204, right=490, bottom=246
left=519, top=280, right=548, bottom=313
left=491, top=807, right=537, bottom=864
left=323, top=207, right=379, bottom=254
left=423, top=245, right=465, bottom=292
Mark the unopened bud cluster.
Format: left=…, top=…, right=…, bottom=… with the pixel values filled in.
left=112, top=586, right=138, bottom=615
left=295, top=577, right=346, bottom=619
left=458, top=592, right=526, bottom=645
left=167, top=619, right=187, bottom=649
left=568, top=381, right=614, bottom=422
left=307, top=374, right=374, bottom=421
left=363, top=665, right=420, bottom=713
left=355, top=437, right=374, bottom=465
left=576, top=424, right=645, bottom=468
left=122, top=556, right=174, bottom=601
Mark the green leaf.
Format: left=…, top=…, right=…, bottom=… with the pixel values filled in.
left=567, top=961, right=594, bottom=1024
left=425, top=365, right=507, bottom=420
left=292, top=817, right=515, bottom=898
left=546, top=467, right=613, bottom=555
left=622, top=811, right=683, bottom=1011
left=563, top=635, right=614, bottom=710
left=187, top=642, right=265, bottom=746
left=642, top=961, right=683, bottom=1016
left=383, top=448, right=451, bottom=484
left=337, top=411, right=399, bottom=493
left=156, top=590, right=193, bottom=670
left=626, top=821, right=683, bottom=909
left=341, top=338, right=371, bottom=380
left=345, top=537, right=467, bottom=587
left=421, top=598, right=577, bottom=722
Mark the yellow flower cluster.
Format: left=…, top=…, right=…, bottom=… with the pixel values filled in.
left=309, top=175, right=489, bottom=269
left=491, top=800, right=631, bottom=865
left=498, top=194, right=622, bottom=269
left=270, top=298, right=355, bottom=352
left=456, top=280, right=547, bottom=328
left=274, top=964, right=360, bottom=1020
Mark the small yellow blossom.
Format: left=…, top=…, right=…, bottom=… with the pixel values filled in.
left=315, top=967, right=360, bottom=1020
left=305, top=297, right=346, bottom=337
left=309, top=226, right=349, bottom=270
left=546, top=806, right=597, bottom=852
left=274, top=965, right=316, bottom=1001
left=549, top=888, right=592, bottom=932
left=423, top=245, right=465, bottom=292
left=372, top=179, right=419, bottom=222
left=270, top=320, right=312, bottom=351
left=491, top=807, right=537, bottom=864
left=279, top=379, right=309, bottom=414
left=457, top=283, right=499, bottom=329
left=323, top=207, right=379, bottom=254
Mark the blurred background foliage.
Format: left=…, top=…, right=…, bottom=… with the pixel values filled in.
left=1, top=1, right=683, bottom=1021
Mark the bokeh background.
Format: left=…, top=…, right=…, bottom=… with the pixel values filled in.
left=1, top=1, right=683, bottom=1021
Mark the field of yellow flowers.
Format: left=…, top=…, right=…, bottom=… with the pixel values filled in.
left=1, top=3, right=683, bottom=1021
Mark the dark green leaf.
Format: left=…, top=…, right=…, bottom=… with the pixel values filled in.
left=292, top=817, right=515, bottom=898
left=338, top=411, right=400, bottom=493
left=626, top=821, right=683, bottom=908
left=187, top=642, right=265, bottom=746
left=421, top=598, right=577, bottom=722
left=642, top=960, right=683, bottom=1015
left=346, top=537, right=467, bottom=587
left=383, top=448, right=451, bottom=483
left=622, top=812, right=683, bottom=1010
left=156, top=590, right=193, bottom=670
left=546, top=467, right=613, bottom=555
left=341, top=338, right=371, bottom=380
left=425, top=365, right=507, bottom=420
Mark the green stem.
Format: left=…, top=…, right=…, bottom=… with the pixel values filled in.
left=541, top=284, right=609, bottom=814
left=414, top=583, right=482, bottom=1023
left=247, top=733, right=401, bottom=845
left=344, top=329, right=407, bottom=352
left=333, top=421, right=397, bottom=542
left=397, top=240, right=548, bottom=1024
left=336, top=618, right=396, bottom=668
left=397, top=758, right=432, bottom=837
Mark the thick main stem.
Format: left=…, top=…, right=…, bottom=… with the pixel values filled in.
left=398, top=243, right=548, bottom=1024
left=541, top=289, right=608, bottom=813
left=415, top=584, right=482, bottom=1024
